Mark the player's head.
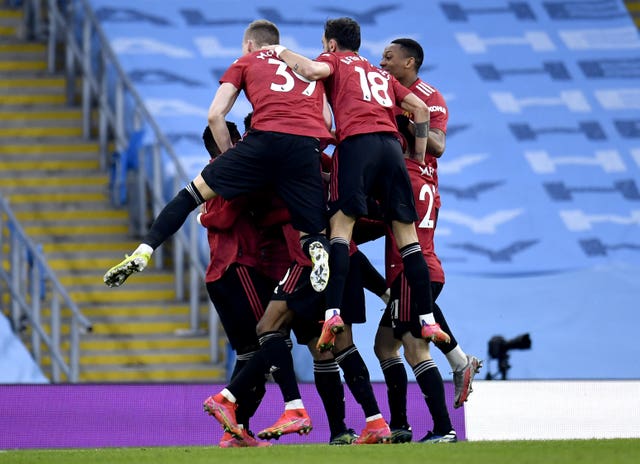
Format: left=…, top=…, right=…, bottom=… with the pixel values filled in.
left=380, top=38, right=424, bottom=79
left=202, top=121, right=241, bottom=158
left=243, top=19, right=279, bottom=54
left=323, top=17, right=360, bottom=53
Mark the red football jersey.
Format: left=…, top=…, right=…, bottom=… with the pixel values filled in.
left=200, top=196, right=260, bottom=283
left=396, top=78, right=448, bottom=209
left=220, top=50, right=331, bottom=139
left=315, top=51, right=412, bottom=142
left=253, top=194, right=295, bottom=282
left=385, top=157, right=444, bottom=286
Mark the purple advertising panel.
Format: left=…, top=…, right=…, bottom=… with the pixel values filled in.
left=0, top=383, right=465, bottom=448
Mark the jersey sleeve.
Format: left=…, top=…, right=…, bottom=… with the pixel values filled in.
left=315, top=52, right=336, bottom=74
left=429, top=91, right=449, bottom=133
left=219, top=58, right=244, bottom=88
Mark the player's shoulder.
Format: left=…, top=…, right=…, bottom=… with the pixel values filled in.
left=411, top=78, right=443, bottom=98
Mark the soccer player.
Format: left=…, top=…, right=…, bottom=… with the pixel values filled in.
left=198, top=123, right=272, bottom=448
left=372, top=38, right=481, bottom=443
left=265, top=18, right=450, bottom=363
left=377, top=39, right=482, bottom=428
left=103, top=19, right=331, bottom=295
left=199, top=119, right=359, bottom=445
left=204, top=155, right=393, bottom=445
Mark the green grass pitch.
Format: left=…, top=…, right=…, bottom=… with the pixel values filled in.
left=2, top=439, right=639, bottom=464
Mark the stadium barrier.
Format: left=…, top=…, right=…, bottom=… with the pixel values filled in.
left=0, top=380, right=638, bottom=448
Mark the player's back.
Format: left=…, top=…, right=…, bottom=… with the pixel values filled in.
left=317, top=51, right=409, bottom=142
left=221, top=50, right=330, bottom=139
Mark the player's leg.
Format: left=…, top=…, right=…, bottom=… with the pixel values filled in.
left=352, top=248, right=389, bottom=302
left=103, top=174, right=211, bottom=287
left=211, top=266, right=285, bottom=447
left=316, top=210, right=354, bottom=351
left=319, top=136, right=377, bottom=351
left=429, top=283, right=482, bottom=408
left=365, top=134, right=448, bottom=343
left=104, top=134, right=268, bottom=287
left=386, top=272, right=455, bottom=443
left=402, top=334, right=457, bottom=444
left=332, top=326, right=391, bottom=444
left=274, top=133, right=330, bottom=292
left=389, top=220, right=449, bottom=343
left=300, top=319, right=356, bottom=445
left=397, top=274, right=456, bottom=443
left=202, top=267, right=276, bottom=441
left=374, top=299, right=412, bottom=443
left=333, top=263, right=391, bottom=444
left=203, top=298, right=301, bottom=439
left=253, top=262, right=325, bottom=440
left=204, top=275, right=262, bottom=440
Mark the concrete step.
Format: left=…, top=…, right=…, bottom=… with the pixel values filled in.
left=4, top=192, right=110, bottom=205
left=35, top=358, right=224, bottom=382
left=0, top=107, right=84, bottom=127
left=79, top=335, right=212, bottom=352
left=40, top=350, right=214, bottom=367
left=0, top=76, right=66, bottom=92
left=2, top=175, right=109, bottom=191
left=76, top=364, right=224, bottom=383
left=0, top=158, right=100, bottom=171
left=0, top=41, right=46, bottom=56
left=22, top=318, right=203, bottom=336
left=44, top=302, right=203, bottom=319
left=41, top=241, right=142, bottom=254
left=0, top=106, right=81, bottom=117
left=1, top=241, right=141, bottom=257
left=22, top=223, right=129, bottom=237
left=0, top=140, right=99, bottom=155
left=0, top=125, right=83, bottom=137
left=0, top=18, right=18, bottom=37
left=69, top=289, right=181, bottom=305
left=0, top=60, right=47, bottom=72
left=0, top=94, right=67, bottom=106
left=14, top=209, right=128, bottom=223
left=56, top=273, right=176, bottom=289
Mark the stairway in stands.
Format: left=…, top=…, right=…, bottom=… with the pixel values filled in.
left=0, top=5, right=224, bottom=382
left=623, top=1, right=639, bottom=28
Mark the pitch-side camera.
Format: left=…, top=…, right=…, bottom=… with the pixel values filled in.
left=486, top=333, right=532, bottom=380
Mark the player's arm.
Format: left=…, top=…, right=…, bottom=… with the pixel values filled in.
left=265, top=45, right=331, bottom=81
left=428, top=128, right=446, bottom=158
left=322, top=93, right=333, bottom=131
left=397, top=115, right=445, bottom=158
left=207, top=82, right=240, bottom=154
left=400, top=92, right=429, bottom=163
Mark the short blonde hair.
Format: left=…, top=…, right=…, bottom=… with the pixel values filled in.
left=244, top=19, right=280, bottom=46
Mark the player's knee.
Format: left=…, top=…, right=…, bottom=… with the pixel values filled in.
left=403, top=337, right=431, bottom=367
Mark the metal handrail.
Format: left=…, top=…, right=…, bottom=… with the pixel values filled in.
left=0, top=197, right=93, bottom=382
left=34, top=0, right=219, bottom=359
